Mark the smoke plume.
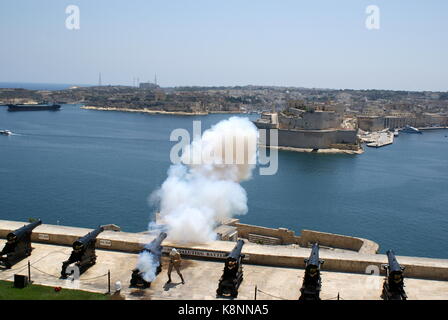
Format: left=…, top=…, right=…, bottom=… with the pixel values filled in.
left=151, top=117, right=258, bottom=243
left=136, top=250, right=159, bottom=282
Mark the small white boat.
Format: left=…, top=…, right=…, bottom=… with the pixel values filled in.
left=0, top=130, right=12, bottom=136
left=394, top=129, right=399, bottom=137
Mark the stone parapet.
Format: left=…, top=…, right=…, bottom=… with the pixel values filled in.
left=1, top=220, right=446, bottom=281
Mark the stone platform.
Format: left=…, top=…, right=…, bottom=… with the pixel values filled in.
left=1, top=241, right=447, bottom=300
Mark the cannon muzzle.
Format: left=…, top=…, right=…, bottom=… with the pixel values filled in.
left=381, top=249, right=407, bottom=300
left=144, top=232, right=167, bottom=254
left=299, top=243, right=324, bottom=301
left=227, top=239, right=244, bottom=261
left=7, top=220, right=42, bottom=242
left=386, top=250, right=404, bottom=273
left=217, top=240, right=245, bottom=298
left=72, top=226, right=104, bottom=250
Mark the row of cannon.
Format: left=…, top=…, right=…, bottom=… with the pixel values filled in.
left=0, top=220, right=407, bottom=300
left=298, top=243, right=407, bottom=300
left=0, top=220, right=105, bottom=278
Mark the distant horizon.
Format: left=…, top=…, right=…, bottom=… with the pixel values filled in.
left=1, top=81, right=447, bottom=93
left=1, top=1, right=447, bottom=92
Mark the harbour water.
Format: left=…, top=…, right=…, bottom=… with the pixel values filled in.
left=0, top=104, right=447, bottom=258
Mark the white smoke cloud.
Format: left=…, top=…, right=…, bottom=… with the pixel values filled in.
left=151, top=117, right=258, bottom=244
left=136, top=250, right=159, bottom=282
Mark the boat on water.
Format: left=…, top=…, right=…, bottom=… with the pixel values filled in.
left=7, top=103, right=61, bottom=111
left=0, top=130, right=12, bottom=136
left=401, top=125, right=422, bottom=134
left=394, top=129, right=399, bottom=137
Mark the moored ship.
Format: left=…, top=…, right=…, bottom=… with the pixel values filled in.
left=401, top=125, right=422, bottom=134
left=7, top=103, right=61, bottom=111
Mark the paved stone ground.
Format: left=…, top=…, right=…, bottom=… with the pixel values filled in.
left=1, top=241, right=447, bottom=300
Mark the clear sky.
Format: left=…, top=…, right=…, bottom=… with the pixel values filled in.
left=0, top=0, right=447, bottom=91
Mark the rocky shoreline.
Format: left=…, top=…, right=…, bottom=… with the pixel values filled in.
left=81, top=106, right=209, bottom=116
left=80, top=105, right=251, bottom=116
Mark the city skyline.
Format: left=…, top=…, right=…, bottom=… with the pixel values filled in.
left=0, top=0, right=447, bottom=91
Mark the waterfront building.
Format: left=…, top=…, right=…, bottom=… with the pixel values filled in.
left=254, top=101, right=359, bottom=150
left=357, top=116, right=385, bottom=132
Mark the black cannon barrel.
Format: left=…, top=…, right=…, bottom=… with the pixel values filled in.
left=227, top=239, right=244, bottom=260
left=146, top=232, right=167, bottom=250
left=382, top=249, right=406, bottom=300
left=7, top=220, right=42, bottom=240
left=306, top=243, right=321, bottom=267
left=73, top=226, right=104, bottom=248
left=144, top=232, right=167, bottom=255
left=386, top=250, right=403, bottom=273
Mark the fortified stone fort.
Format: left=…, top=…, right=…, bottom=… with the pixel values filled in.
left=254, top=101, right=359, bottom=151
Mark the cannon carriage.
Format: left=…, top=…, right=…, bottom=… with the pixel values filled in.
left=381, top=250, right=407, bottom=300
left=299, top=243, right=324, bottom=300
left=216, top=239, right=245, bottom=298
left=0, top=220, right=42, bottom=269
left=60, top=226, right=104, bottom=278
left=130, top=232, right=167, bottom=288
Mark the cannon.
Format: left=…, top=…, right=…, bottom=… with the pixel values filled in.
left=381, top=250, right=407, bottom=300
left=216, top=239, right=245, bottom=298
left=130, top=232, right=167, bottom=288
left=299, top=243, right=324, bottom=300
left=0, top=220, right=42, bottom=269
left=61, top=226, right=104, bottom=278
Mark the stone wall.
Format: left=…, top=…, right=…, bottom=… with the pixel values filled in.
left=384, top=116, right=418, bottom=129
left=230, top=222, right=379, bottom=254
left=275, top=128, right=357, bottom=149
left=0, top=220, right=148, bottom=253
left=357, top=116, right=385, bottom=132
left=0, top=220, right=378, bottom=255
left=279, top=110, right=342, bottom=130
left=299, top=230, right=379, bottom=254
left=232, top=223, right=300, bottom=245
left=335, top=130, right=358, bottom=145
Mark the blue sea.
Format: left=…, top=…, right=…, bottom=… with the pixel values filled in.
left=0, top=104, right=447, bottom=258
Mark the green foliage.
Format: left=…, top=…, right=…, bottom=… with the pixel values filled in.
left=0, top=281, right=108, bottom=300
